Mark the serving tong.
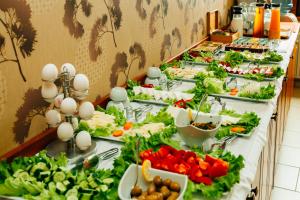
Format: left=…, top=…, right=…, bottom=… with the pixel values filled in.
left=210, top=135, right=238, bottom=151
left=71, top=148, right=119, bottom=170
left=133, top=104, right=153, bottom=122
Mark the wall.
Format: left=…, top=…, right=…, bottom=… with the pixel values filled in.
left=0, top=0, right=234, bottom=156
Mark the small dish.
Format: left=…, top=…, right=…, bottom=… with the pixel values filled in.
left=118, top=164, right=188, bottom=200
left=176, top=109, right=221, bottom=147
left=110, top=87, right=128, bottom=102
left=147, top=67, right=161, bottom=78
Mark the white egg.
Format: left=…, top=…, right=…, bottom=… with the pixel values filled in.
left=73, top=90, right=88, bottom=100
left=57, top=122, right=74, bottom=141
left=60, top=63, right=76, bottom=77
left=60, top=97, right=77, bottom=115
left=72, top=117, right=79, bottom=130
left=45, top=109, right=61, bottom=127
left=76, top=131, right=92, bottom=151
left=79, top=101, right=95, bottom=120
left=41, top=82, right=58, bottom=100
left=73, top=74, right=89, bottom=91
left=54, top=93, right=64, bottom=108
left=41, top=63, right=58, bottom=81
left=110, top=87, right=128, bottom=102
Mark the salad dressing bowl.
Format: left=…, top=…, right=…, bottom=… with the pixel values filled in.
left=175, top=109, right=221, bottom=147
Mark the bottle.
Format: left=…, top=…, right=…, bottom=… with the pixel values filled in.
left=269, top=3, right=281, bottom=39
left=264, top=4, right=271, bottom=36
left=230, top=6, right=244, bottom=37
left=253, top=3, right=265, bottom=38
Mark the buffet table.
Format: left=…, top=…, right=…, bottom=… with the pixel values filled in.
left=1, top=23, right=299, bottom=200
left=82, top=24, right=300, bottom=200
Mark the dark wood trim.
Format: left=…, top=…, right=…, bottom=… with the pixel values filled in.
left=0, top=37, right=207, bottom=161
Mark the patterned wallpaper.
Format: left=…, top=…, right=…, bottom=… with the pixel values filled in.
left=0, top=0, right=234, bottom=156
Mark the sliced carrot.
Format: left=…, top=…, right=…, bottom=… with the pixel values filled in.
left=112, top=130, right=124, bottom=137
left=230, top=127, right=246, bottom=133
left=123, top=122, right=133, bottom=130
left=231, top=88, right=239, bottom=92
left=229, top=91, right=238, bottom=96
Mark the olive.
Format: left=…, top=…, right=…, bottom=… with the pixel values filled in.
left=131, top=185, right=142, bottom=197
left=163, top=178, right=172, bottom=187
left=166, top=192, right=179, bottom=200
left=153, top=176, right=163, bottom=187
left=160, top=186, right=171, bottom=199
left=169, top=181, right=181, bottom=192
left=147, top=183, right=157, bottom=195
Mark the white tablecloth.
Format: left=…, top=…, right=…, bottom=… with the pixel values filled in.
left=87, top=27, right=300, bottom=200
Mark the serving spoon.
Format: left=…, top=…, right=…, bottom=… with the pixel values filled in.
left=191, top=93, right=208, bottom=124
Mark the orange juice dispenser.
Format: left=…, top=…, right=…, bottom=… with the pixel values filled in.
left=253, top=3, right=265, bottom=38
left=269, top=3, right=281, bottom=39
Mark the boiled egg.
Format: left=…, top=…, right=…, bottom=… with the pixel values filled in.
left=73, top=74, right=89, bottom=91
left=60, top=63, right=76, bottom=77
left=54, top=93, right=64, bottom=108
left=75, top=131, right=92, bottom=151
left=45, top=109, right=61, bottom=127
left=41, top=82, right=58, bottom=100
left=57, top=122, right=74, bottom=141
left=41, top=63, right=58, bottom=81
left=60, top=97, right=77, bottom=115
left=79, top=101, right=95, bottom=120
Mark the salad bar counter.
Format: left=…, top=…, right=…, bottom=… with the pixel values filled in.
left=0, top=23, right=299, bottom=200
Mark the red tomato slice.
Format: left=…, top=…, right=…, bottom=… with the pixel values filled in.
left=205, top=155, right=218, bottom=165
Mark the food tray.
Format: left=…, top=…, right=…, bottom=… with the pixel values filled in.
left=179, top=62, right=279, bottom=82
left=209, top=93, right=270, bottom=103
left=132, top=99, right=169, bottom=106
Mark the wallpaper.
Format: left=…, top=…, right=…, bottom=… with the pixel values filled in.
left=0, top=0, right=234, bottom=156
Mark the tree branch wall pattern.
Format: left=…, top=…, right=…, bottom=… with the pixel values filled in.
left=88, top=0, right=122, bottom=61
left=110, top=42, right=146, bottom=87
left=160, top=27, right=182, bottom=61
left=135, top=0, right=151, bottom=20
left=13, top=88, right=48, bottom=144
left=63, top=0, right=92, bottom=38
left=191, top=17, right=205, bottom=43
left=149, top=0, right=168, bottom=38
left=0, top=0, right=37, bottom=82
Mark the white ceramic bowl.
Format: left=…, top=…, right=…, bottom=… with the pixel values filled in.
left=147, top=67, right=161, bottom=78
left=110, top=87, right=128, bottom=102
left=175, top=109, right=221, bottom=147
left=118, top=164, right=188, bottom=200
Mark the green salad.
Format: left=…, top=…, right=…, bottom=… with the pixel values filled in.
left=216, top=109, right=261, bottom=139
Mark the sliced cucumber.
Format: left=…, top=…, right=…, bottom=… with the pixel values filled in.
left=102, top=178, right=114, bottom=185
left=66, top=196, right=78, bottom=200
left=53, top=171, right=65, bottom=183
left=80, top=193, right=92, bottom=200
left=65, top=188, right=78, bottom=197
left=56, top=182, right=66, bottom=193
left=30, top=162, right=48, bottom=176
left=99, top=184, right=108, bottom=192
